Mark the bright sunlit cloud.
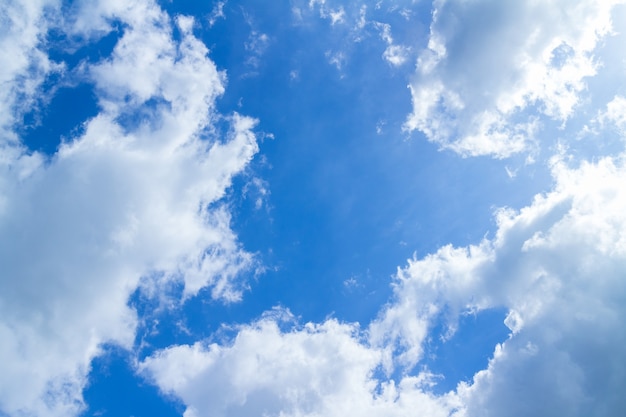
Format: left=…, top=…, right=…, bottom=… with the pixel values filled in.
left=404, top=0, right=622, bottom=158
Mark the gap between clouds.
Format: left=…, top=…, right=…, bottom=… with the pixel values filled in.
left=106, top=1, right=626, bottom=415
left=142, top=146, right=626, bottom=417
left=137, top=9, right=626, bottom=415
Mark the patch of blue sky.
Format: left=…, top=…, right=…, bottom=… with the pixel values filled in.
left=81, top=345, right=184, bottom=417
left=126, top=0, right=552, bottom=356
left=185, top=1, right=533, bottom=315
left=20, top=82, right=97, bottom=154
left=423, top=308, right=510, bottom=395
left=20, top=22, right=120, bottom=155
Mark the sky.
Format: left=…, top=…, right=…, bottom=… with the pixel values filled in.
left=1, top=0, right=626, bottom=416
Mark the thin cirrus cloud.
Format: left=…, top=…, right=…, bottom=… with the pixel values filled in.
left=0, top=0, right=258, bottom=416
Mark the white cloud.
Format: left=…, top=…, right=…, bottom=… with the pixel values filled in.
left=404, top=0, right=624, bottom=158
left=309, top=0, right=346, bottom=25
left=297, top=2, right=412, bottom=68
left=244, top=31, right=270, bottom=69
left=242, top=176, right=270, bottom=211
left=383, top=44, right=410, bottom=66
left=0, top=1, right=259, bottom=416
left=596, top=95, right=626, bottom=133
left=140, top=308, right=461, bottom=417
left=328, top=7, right=346, bottom=25
left=371, top=152, right=626, bottom=415
left=326, top=50, right=347, bottom=73
left=374, top=22, right=410, bottom=66
left=208, top=1, right=227, bottom=27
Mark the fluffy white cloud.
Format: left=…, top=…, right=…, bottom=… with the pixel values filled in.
left=404, top=0, right=624, bottom=158
left=372, top=152, right=626, bottom=415
left=0, top=1, right=258, bottom=416
left=140, top=308, right=460, bottom=417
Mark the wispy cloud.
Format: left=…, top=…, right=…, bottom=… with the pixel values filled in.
left=309, top=0, right=346, bottom=25
left=208, top=1, right=227, bottom=27
left=374, top=22, right=410, bottom=66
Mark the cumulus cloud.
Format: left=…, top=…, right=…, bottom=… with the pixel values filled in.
left=0, top=1, right=258, bottom=416
left=404, top=0, right=624, bottom=158
left=372, top=152, right=626, bottom=415
left=140, top=308, right=460, bottom=417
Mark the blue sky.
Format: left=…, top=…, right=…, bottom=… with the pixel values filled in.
left=1, top=1, right=626, bottom=416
